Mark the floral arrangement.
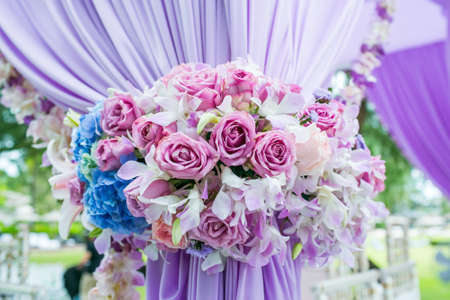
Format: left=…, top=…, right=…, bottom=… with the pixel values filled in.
left=48, top=59, right=388, bottom=299
left=340, top=0, right=395, bottom=105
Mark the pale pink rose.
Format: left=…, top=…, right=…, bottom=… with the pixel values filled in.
left=101, top=93, right=144, bottom=136
left=124, top=179, right=171, bottom=218
left=165, top=63, right=223, bottom=111
left=154, top=132, right=219, bottom=180
left=68, top=177, right=85, bottom=206
left=295, top=125, right=331, bottom=176
left=189, top=209, right=249, bottom=249
left=152, top=217, right=188, bottom=250
left=250, top=130, right=296, bottom=177
left=210, top=111, right=256, bottom=166
left=95, top=137, right=135, bottom=171
left=131, top=116, right=166, bottom=153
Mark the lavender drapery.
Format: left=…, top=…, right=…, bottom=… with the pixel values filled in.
left=0, top=1, right=367, bottom=299
left=0, top=0, right=364, bottom=113
left=367, top=42, right=450, bottom=198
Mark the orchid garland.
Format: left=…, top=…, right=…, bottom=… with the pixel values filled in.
left=0, top=53, right=72, bottom=171
left=340, top=0, right=395, bottom=106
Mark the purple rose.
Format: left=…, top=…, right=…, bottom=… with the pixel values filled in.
left=302, top=103, right=338, bottom=135
left=124, top=178, right=171, bottom=218
left=95, top=137, right=135, bottom=171
left=101, top=93, right=144, bottom=136
left=250, top=130, right=296, bottom=177
left=189, top=209, right=249, bottom=249
left=154, top=133, right=219, bottom=180
left=210, top=111, right=256, bottom=166
left=166, top=64, right=223, bottom=111
left=68, top=177, right=85, bottom=206
left=131, top=116, right=166, bottom=153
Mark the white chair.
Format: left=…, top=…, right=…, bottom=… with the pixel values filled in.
left=380, top=216, right=420, bottom=300
left=311, top=269, right=383, bottom=300
left=385, top=217, right=410, bottom=264
left=379, top=261, right=420, bottom=300
left=310, top=250, right=383, bottom=300
left=0, top=224, right=39, bottom=300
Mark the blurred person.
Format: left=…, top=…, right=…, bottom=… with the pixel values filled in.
left=63, top=237, right=103, bottom=300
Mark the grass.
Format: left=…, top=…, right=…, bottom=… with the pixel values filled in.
left=29, top=246, right=85, bottom=267
left=365, top=230, right=450, bottom=300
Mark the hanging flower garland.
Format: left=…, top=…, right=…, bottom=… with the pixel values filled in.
left=340, top=0, right=395, bottom=106
left=0, top=53, right=72, bottom=169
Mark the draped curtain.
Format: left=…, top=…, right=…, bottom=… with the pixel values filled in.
left=0, top=1, right=368, bottom=299
left=367, top=42, right=450, bottom=199
left=0, top=0, right=364, bottom=112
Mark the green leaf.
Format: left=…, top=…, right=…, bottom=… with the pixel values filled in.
left=89, top=227, right=103, bottom=239
left=292, top=242, right=303, bottom=260
left=171, top=218, right=182, bottom=246
left=197, top=112, right=219, bottom=134
left=63, top=109, right=81, bottom=128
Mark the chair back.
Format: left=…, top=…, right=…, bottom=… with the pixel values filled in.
left=385, top=216, right=409, bottom=264
left=312, top=270, right=383, bottom=300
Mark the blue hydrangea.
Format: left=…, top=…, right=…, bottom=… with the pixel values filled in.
left=82, top=169, right=148, bottom=234
left=71, top=109, right=102, bottom=162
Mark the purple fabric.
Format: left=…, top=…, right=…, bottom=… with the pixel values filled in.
left=367, top=42, right=450, bottom=198
left=0, top=1, right=368, bottom=299
left=147, top=245, right=302, bottom=300
left=0, top=0, right=365, bottom=112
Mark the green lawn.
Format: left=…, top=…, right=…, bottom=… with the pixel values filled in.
left=366, top=231, right=450, bottom=300
left=30, top=246, right=85, bottom=267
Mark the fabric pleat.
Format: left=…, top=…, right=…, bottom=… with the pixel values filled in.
left=0, top=0, right=365, bottom=112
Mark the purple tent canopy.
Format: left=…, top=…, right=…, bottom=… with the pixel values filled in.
left=368, top=42, right=450, bottom=199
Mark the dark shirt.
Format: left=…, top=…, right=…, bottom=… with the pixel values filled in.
left=85, top=240, right=103, bottom=274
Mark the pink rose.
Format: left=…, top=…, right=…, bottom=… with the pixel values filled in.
left=189, top=209, right=249, bottom=249
left=152, top=217, right=188, bottom=250
left=95, top=137, right=135, bottom=171
left=250, top=130, right=296, bottom=177
left=68, top=177, right=85, bottom=206
left=294, top=125, right=331, bottom=176
left=225, top=68, right=257, bottom=97
left=154, top=132, right=219, bottom=180
left=302, top=103, right=339, bottom=136
left=210, top=111, right=256, bottom=166
left=124, top=179, right=171, bottom=218
left=167, top=64, right=223, bottom=111
left=131, top=116, right=166, bottom=153
left=101, top=93, right=144, bottom=136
